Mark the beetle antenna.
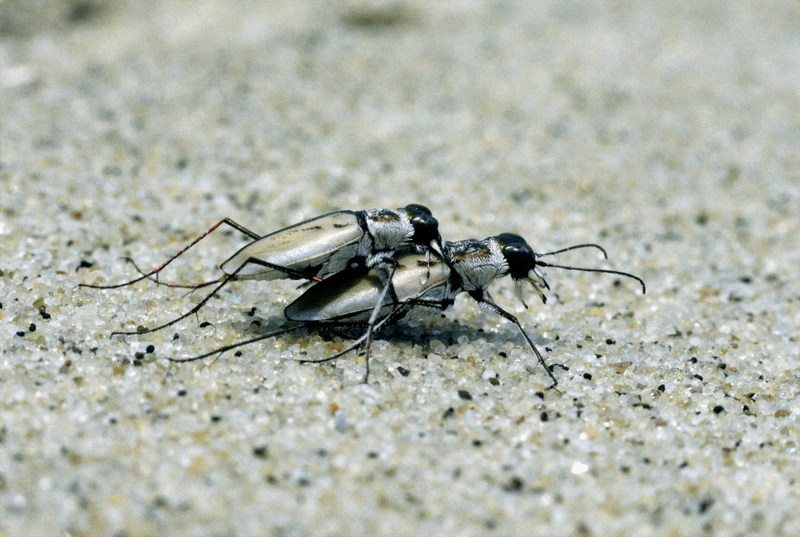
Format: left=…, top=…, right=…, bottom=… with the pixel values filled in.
left=538, top=243, right=608, bottom=259
left=535, top=261, right=646, bottom=294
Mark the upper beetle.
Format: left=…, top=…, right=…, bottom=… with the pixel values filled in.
left=220, top=204, right=444, bottom=281
left=82, top=204, right=447, bottom=337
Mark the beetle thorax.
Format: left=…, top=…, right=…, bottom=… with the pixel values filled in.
left=364, top=208, right=415, bottom=252
left=450, top=238, right=509, bottom=292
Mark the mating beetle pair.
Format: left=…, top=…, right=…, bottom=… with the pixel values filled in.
left=82, top=204, right=645, bottom=386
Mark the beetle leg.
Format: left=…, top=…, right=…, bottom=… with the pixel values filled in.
left=80, top=217, right=261, bottom=290
left=168, top=324, right=307, bottom=363
left=110, top=255, right=310, bottom=337
left=124, top=256, right=223, bottom=290
left=297, top=301, right=413, bottom=382
left=358, top=262, right=397, bottom=382
left=469, top=291, right=560, bottom=389
left=238, top=257, right=323, bottom=282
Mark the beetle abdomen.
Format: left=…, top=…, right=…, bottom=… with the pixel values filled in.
left=220, top=211, right=363, bottom=280
left=284, top=253, right=452, bottom=322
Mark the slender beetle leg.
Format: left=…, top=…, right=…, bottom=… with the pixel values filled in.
left=469, top=290, right=560, bottom=389
left=170, top=315, right=393, bottom=365
left=111, top=256, right=324, bottom=337
left=80, top=218, right=261, bottom=290
left=297, top=301, right=414, bottom=372
left=358, top=261, right=398, bottom=383
left=168, top=325, right=308, bottom=363
left=124, top=256, right=223, bottom=290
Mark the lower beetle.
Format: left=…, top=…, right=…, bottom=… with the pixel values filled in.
left=175, top=233, right=645, bottom=386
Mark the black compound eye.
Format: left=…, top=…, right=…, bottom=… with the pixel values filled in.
left=404, top=204, right=433, bottom=216
left=410, top=214, right=440, bottom=245
left=501, top=241, right=535, bottom=279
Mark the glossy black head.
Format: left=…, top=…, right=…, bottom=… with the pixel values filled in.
left=405, top=204, right=442, bottom=250
left=495, top=233, right=537, bottom=279
left=404, top=204, right=433, bottom=216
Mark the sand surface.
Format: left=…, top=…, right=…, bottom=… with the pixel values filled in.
left=1, top=2, right=798, bottom=536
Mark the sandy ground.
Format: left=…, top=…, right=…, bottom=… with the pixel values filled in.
left=1, top=1, right=799, bottom=536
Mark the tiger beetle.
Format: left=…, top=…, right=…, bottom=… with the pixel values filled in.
left=175, top=233, right=645, bottom=386
left=80, top=204, right=446, bottom=337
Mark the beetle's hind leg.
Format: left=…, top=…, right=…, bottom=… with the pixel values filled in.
left=110, top=255, right=308, bottom=337
left=80, top=218, right=261, bottom=290
left=169, top=324, right=307, bottom=363
left=123, top=256, right=223, bottom=290
left=236, top=257, right=324, bottom=282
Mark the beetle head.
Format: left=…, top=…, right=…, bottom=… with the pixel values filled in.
left=495, top=233, right=549, bottom=306
left=405, top=204, right=444, bottom=256
left=496, top=234, right=647, bottom=305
